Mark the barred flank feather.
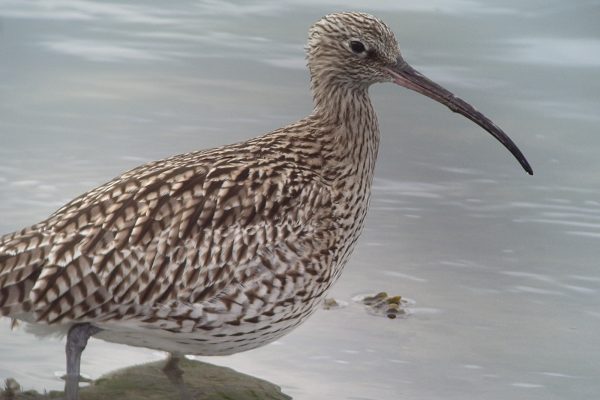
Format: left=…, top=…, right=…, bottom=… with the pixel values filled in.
left=1, top=12, right=391, bottom=356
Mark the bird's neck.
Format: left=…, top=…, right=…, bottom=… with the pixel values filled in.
left=311, top=79, right=380, bottom=170
left=309, top=79, right=380, bottom=283
left=311, top=78, right=373, bottom=124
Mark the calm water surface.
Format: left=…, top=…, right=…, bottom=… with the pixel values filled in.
left=1, top=1, right=600, bottom=399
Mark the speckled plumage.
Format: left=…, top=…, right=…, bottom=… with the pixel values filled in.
left=0, top=12, right=389, bottom=356
left=0, top=11, right=531, bottom=361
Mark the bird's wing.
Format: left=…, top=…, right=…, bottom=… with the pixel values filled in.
left=0, top=145, right=334, bottom=325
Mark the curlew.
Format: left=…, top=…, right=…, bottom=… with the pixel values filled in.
left=0, top=12, right=532, bottom=397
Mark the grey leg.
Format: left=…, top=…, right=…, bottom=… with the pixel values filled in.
left=65, top=323, right=101, bottom=400
left=162, top=353, right=185, bottom=384
left=162, top=353, right=191, bottom=400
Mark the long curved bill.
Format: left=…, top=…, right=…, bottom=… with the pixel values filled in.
left=386, top=57, right=533, bottom=175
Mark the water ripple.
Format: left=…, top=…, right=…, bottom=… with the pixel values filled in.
left=0, top=0, right=183, bottom=24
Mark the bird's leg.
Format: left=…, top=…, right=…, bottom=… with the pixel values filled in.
left=162, top=353, right=185, bottom=385
left=64, top=323, right=101, bottom=400
left=162, top=353, right=192, bottom=400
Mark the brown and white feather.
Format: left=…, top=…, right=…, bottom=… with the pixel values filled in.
left=0, top=12, right=392, bottom=355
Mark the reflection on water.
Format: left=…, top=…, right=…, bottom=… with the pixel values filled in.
left=1, top=0, right=600, bottom=399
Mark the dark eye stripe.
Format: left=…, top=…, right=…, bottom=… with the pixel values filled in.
left=350, top=40, right=366, bottom=54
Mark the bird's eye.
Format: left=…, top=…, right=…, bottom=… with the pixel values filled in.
left=349, top=40, right=366, bottom=54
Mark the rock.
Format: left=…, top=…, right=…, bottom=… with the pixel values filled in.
left=1, top=359, right=291, bottom=400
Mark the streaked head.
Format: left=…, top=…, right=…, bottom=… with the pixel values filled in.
left=307, top=12, right=532, bottom=175
left=307, top=12, right=400, bottom=87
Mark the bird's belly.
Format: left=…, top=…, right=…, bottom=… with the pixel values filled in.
left=90, top=212, right=363, bottom=356
left=94, top=295, right=322, bottom=356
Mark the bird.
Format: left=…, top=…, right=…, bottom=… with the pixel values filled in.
left=0, top=11, right=532, bottom=398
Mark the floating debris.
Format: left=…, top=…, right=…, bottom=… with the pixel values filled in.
left=322, top=298, right=348, bottom=310
left=322, top=293, right=411, bottom=318
left=354, top=292, right=412, bottom=319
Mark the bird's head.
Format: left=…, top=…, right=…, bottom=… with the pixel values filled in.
left=307, top=12, right=532, bottom=175
left=307, top=12, right=400, bottom=87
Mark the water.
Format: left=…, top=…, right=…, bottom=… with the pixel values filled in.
left=1, top=1, right=599, bottom=399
